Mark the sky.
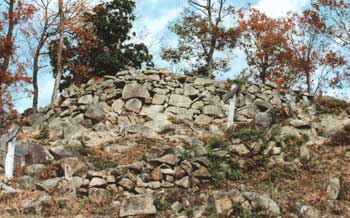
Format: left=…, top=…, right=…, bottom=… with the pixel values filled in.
left=13, top=0, right=318, bottom=112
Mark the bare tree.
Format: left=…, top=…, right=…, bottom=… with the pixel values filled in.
left=30, top=0, right=58, bottom=112
left=51, top=0, right=64, bottom=106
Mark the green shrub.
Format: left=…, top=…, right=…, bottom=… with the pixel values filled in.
left=207, top=149, right=245, bottom=186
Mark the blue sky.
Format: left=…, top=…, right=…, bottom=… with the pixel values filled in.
left=13, top=0, right=324, bottom=112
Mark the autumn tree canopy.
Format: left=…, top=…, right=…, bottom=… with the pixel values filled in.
left=309, top=0, right=350, bottom=85
left=288, top=10, right=345, bottom=94
left=49, top=0, right=154, bottom=90
left=239, top=8, right=298, bottom=88
left=162, top=0, right=240, bottom=79
left=0, top=0, right=35, bottom=112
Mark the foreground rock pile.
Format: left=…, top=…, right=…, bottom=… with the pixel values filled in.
left=0, top=68, right=350, bottom=217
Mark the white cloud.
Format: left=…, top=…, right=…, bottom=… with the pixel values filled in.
left=254, top=0, right=310, bottom=18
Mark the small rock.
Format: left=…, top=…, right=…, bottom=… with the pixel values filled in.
left=119, top=178, right=135, bottom=190
left=289, top=119, right=311, bottom=129
left=171, top=201, right=183, bottom=213
left=152, top=154, right=177, bottom=166
left=112, top=99, right=124, bottom=113
left=89, top=177, right=107, bottom=188
left=192, top=167, right=210, bottom=178
left=209, top=191, right=233, bottom=215
left=151, top=167, right=163, bottom=181
left=299, top=205, right=321, bottom=218
left=175, top=176, right=190, bottom=188
left=125, top=98, right=143, bottom=113
left=228, top=144, right=250, bottom=156
left=327, top=177, right=340, bottom=200
left=194, top=115, right=212, bottom=126
left=148, top=181, right=161, bottom=189
left=193, top=145, right=208, bottom=156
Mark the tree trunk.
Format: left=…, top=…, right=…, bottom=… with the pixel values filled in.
left=51, top=0, right=64, bottom=106
left=32, top=53, right=39, bottom=112
left=1, top=0, right=15, bottom=74
left=306, top=72, right=311, bottom=94
left=207, top=48, right=215, bottom=79
left=32, top=7, right=49, bottom=112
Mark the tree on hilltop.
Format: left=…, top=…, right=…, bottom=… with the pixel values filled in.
left=162, top=0, right=240, bottom=79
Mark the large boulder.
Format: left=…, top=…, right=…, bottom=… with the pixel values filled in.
left=203, top=105, right=224, bottom=118
left=84, top=102, right=106, bottom=123
left=169, top=94, right=192, bottom=108
left=122, top=82, right=150, bottom=100
left=119, top=194, right=157, bottom=217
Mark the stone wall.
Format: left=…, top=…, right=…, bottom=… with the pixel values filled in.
left=48, top=68, right=312, bottom=135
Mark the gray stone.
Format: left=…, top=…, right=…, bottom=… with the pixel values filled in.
left=151, top=167, right=163, bottom=181
left=152, top=154, right=177, bottom=166
left=254, top=99, right=273, bottom=112
left=16, top=175, right=39, bottom=190
left=165, top=106, right=194, bottom=120
left=89, top=188, right=111, bottom=204
left=184, top=84, right=199, bottom=96
left=194, top=115, right=212, bottom=126
left=299, top=205, right=321, bottom=218
left=289, top=119, right=311, bottom=129
left=59, top=157, right=88, bottom=176
left=78, top=94, right=93, bottom=105
left=81, top=131, right=115, bottom=147
left=300, top=145, right=311, bottom=162
left=22, top=194, right=52, bottom=211
left=169, top=94, right=192, bottom=108
left=152, top=94, right=167, bottom=105
left=244, top=192, right=280, bottom=217
left=148, top=181, right=161, bottom=189
left=122, top=82, right=151, bottom=100
left=191, top=101, right=204, bottom=110
left=25, top=164, right=47, bottom=177
left=119, top=178, right=135, bottom=190
left=255, top=112, right=272, bottom=129
left=89, top=177, right=107, bottom=188
left=119, top=194, right=157, bottom=217
left=84, top=103, right=106, bottom=123
left=145, top=119, right=174, bottom=133
left=112, top=99, right=124, bottom=113
left=125, top=98, right=143, bottom=113
left=203, top=105, right=224, bottom=117
left=175, top=176, right=190, bottom=188
left=37, top=177, right=64, bottom=193
left=193, top=145, right=208, bottom=156
left=228, top=144, right=250, bottom=156
left=327, top=177, right=340, bottom=200
left=193, top=167, right=210, bottom=178
left=209, top=191, right=233, bottom=215
left=194, top=78, right=213, bottom=86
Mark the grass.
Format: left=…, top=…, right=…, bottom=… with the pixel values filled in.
left=78, top=147, right=118, bottom=170
left=324, top=125, right=350, bottom=147
left=314, top=96, right=350, bottom=115
left=207, top=146, right=245, bottom=187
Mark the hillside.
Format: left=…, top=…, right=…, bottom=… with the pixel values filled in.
left=0, top=68, right=350, bottom=218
